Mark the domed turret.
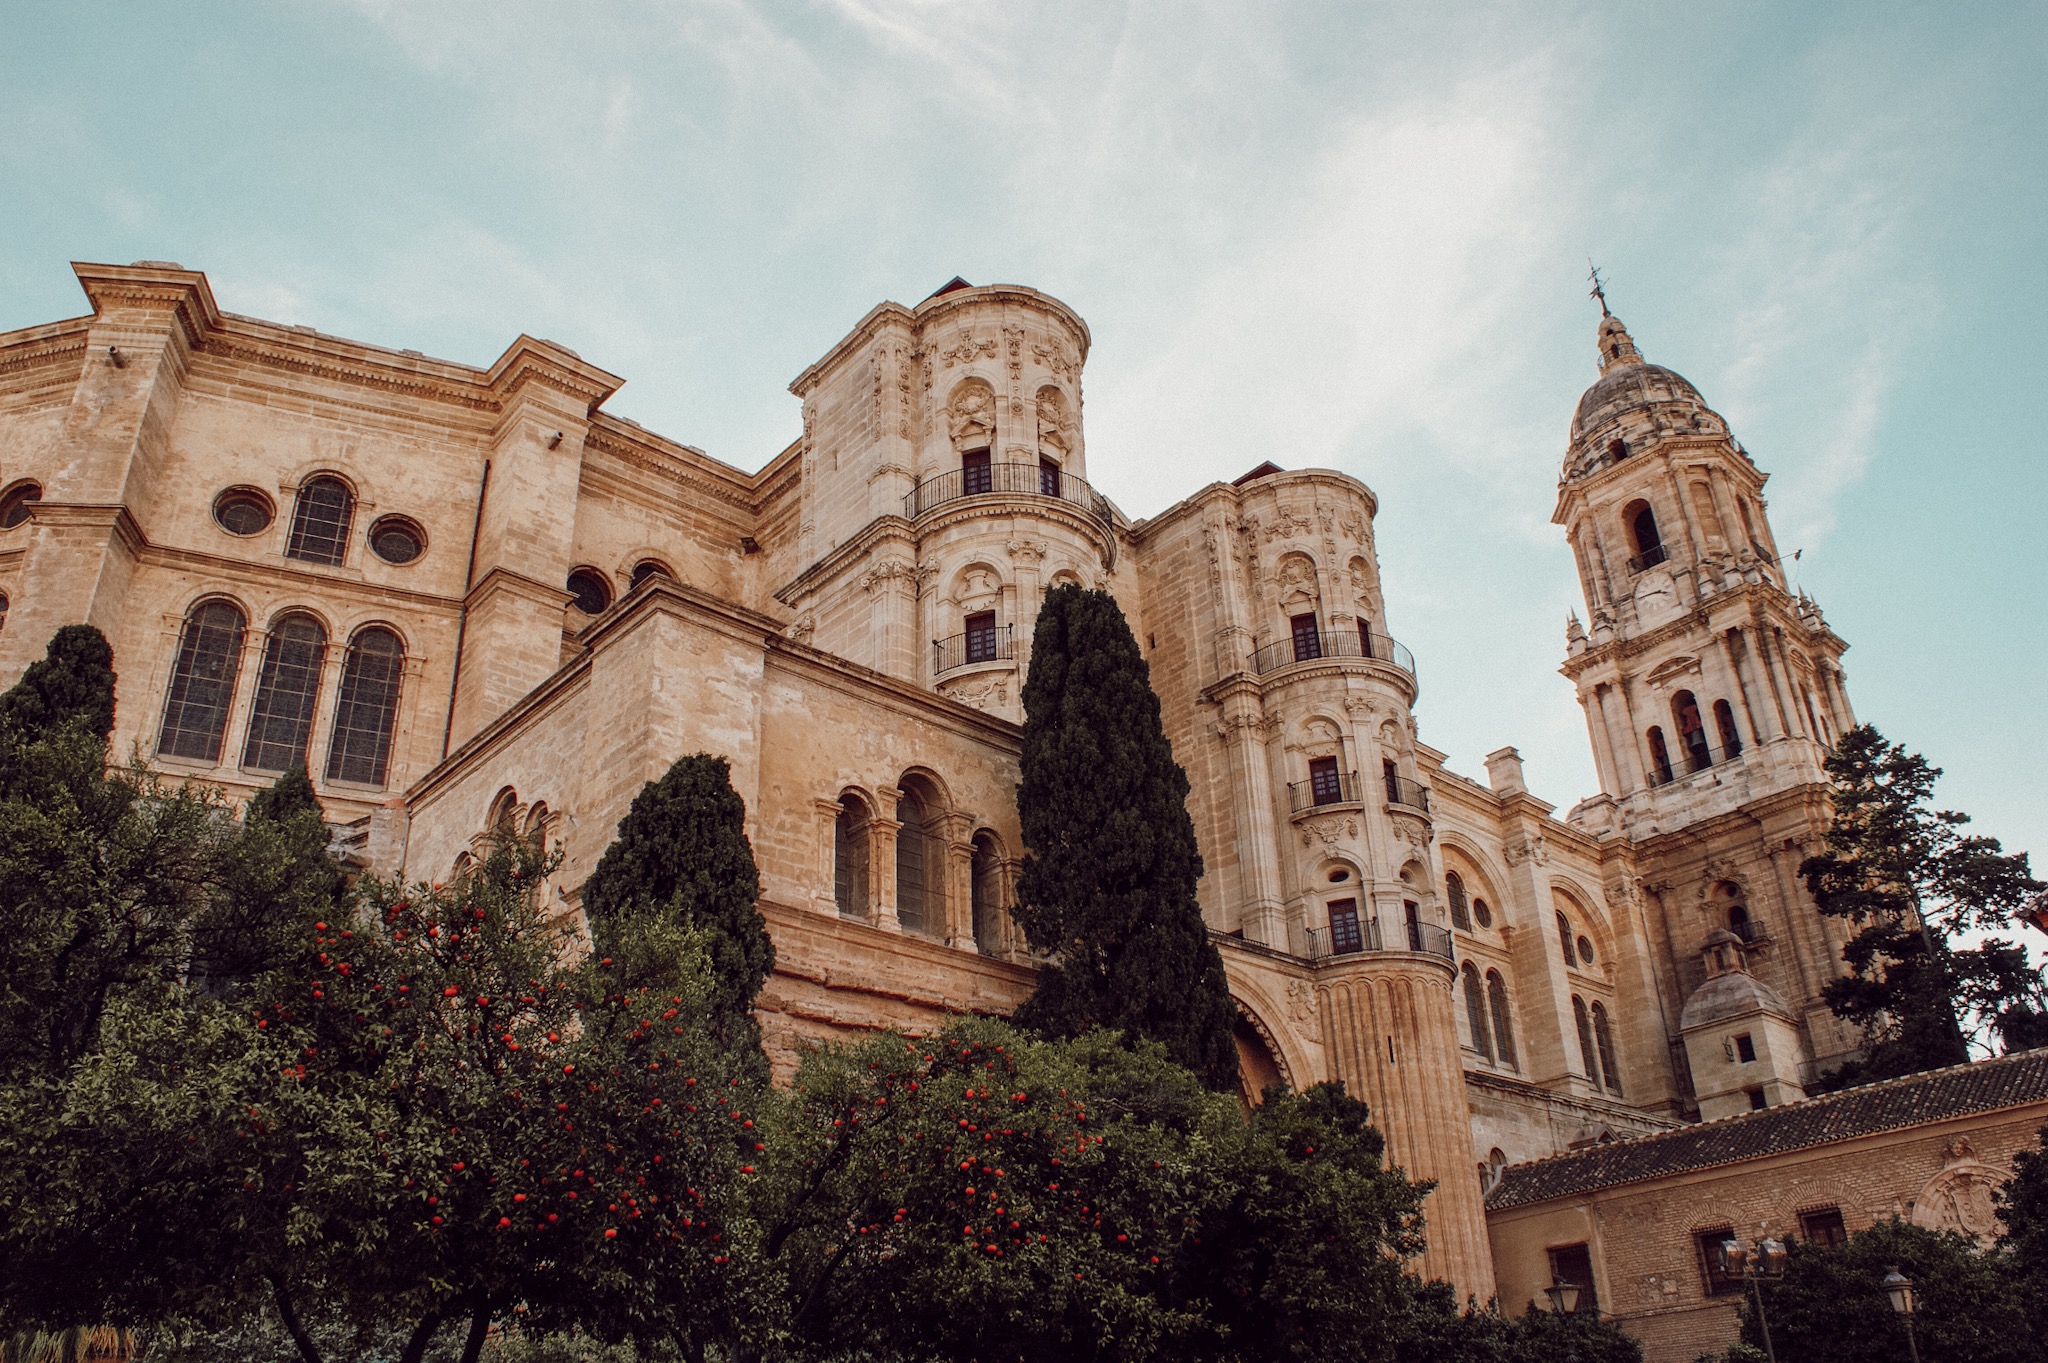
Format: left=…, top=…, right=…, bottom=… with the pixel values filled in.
left=1564, top=311, right=1729, bottom=482
left=1678, top=928, right=1809, bottom=1118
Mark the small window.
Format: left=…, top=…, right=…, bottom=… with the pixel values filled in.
left=1577, top=934, right=1596, bottom=966
left=1462, top=963, right=1493, bottom=1063
left=964, top=610, right=999, bottom=664
left=488, top=787, right=520, bottom=832
left=1798, top=1207, right=1846, bottom=1248
left=1487, top=971, right=1517, bottom=1068
left=241, top=613, right=328, bottom=773
left=1446, top=871, right=1471, bottom=931
left=894, top=789, right=932, bottom=937
left=566, top=569, right=612, bottom=616
left=1608, top=437, right=1627, bottom=462
left=961, top=448, right=992, bottom=496
left=1038, top=455, right=1061, bottom=498
left=1327, top=868, right=1350, bottom=884
left=324, top=626, right=404, bottom=786
left=1747, top=1086, right=1768, bottom=1111
left=1714, top=698, right=1743, bottom=757
left=1556, top=911, right=1578, bottom=968
left=1698, top=1229, right=1742, bottom=1295
left=1734, top=1033, right=1757, bottom=1064
left=1647, top=726, right=1674, bottom=785
left=1289, top=613, right=1322, bottom=662
left=1307, top=755, right=1344, bottom=806
left=1548, top=1243, right=1599, bottom=1315
left=629, top=560, right=673, bottom=590
left=158, top=599, right=248, bottom=763
left=834, top=795, right=871, bottom=919
left=212, top=487, right=274, bottom=537
left=0, top=481, right=43, bottom=530
left=1629, top=503, right=1662, bottom=557
left=971, top=832, right=1003, bottom=955
left=368, top=516, right=426, bottom=565
left=1327, top=898, right=1363, bottom=956
left=1592, top=1001, right=1622, bottom=1095
left=1472, top=896, right=1492, bottom=929
left=285, top=476, right=355, bottom=566
left=1382, top=759, right=1400, bottom=804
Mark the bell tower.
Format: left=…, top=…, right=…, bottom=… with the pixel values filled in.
left=1554, top=286, right=1864, bottom=1087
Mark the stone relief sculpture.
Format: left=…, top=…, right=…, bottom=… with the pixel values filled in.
left=1036, top=386, right=1073, bottom=458
left=947, top=379, right=995, bottom=452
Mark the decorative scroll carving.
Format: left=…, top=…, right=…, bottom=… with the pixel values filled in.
left=1006, top=538, right=1048, bottom=564
left=947, top=379, right=995, bottom=451
left=939, top=335, right=996, bottom=367
left=861, top=560, right=916, bottom=594
left=1298, top=816, right=1358, bottom=847
left=786, top=614, right=816, bottom=643
left=1504, top=834, right=1550, bottom=867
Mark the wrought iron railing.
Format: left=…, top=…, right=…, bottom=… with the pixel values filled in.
left=1383, top=773, right=1432, bottom=815
left=1288, top=769, right=1361, bottom=812
left=904, top=462, right=1114, bottom=527
left=1626, top=544, right=1670, bottom=574
left=1302, top=919, right=1454, bottom=963
left=1249, top=628, right=1416, bottom=678
left=932, top=623, right=1016, bottom=676
left=1646, top=739, right=1740, bottom=788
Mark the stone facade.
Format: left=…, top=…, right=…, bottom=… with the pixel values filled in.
left=0, top=260, right=1998, bottom=1311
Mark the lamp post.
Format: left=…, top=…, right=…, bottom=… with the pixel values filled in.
left=1545, top=1278, right=1585, bottom=1363
left=1715, top=1236, right=1789, bottom=1363
left=1882, top=1267, right=1921, bottom=1363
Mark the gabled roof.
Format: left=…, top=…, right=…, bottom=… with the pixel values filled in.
left=1486, top=1049, right=2048, bottom=1212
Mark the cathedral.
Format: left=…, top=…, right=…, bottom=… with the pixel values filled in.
left=8, top=261, right=2030, bottom=1356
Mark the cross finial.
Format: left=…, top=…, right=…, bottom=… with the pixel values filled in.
left=1588, top=261, right=1611, bottom=317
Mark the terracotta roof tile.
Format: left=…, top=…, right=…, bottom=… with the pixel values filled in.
left=1485, top=1048, right=2048, bottom=1212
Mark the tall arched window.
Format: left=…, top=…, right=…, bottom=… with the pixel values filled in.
left=1486, top=971, right=1517, bottom=1068
left=894, top=789, right=932, bottom=936
left=1591, top=1001, right=1623, bottom=1095
left=285, top=476, right=355, bottom=565
left=158, top=599, right=247, bottom=762
left=1445, top=871, right=1471, bottom=931
left=834, top=794, right=871, bottom=920
left=1672, top=690, right=1711, bottom=770
left=971, top=832, right=1003, bottom=955
left=1461, top=963, right=1493, bottom=1063
left=1556, top=910, right=1578, bottom=968
left=324, top=626, right=404, bottom=786
left=1714, top=698, right=1743, bottom=757
left=0, top=481, right=43, bottom=529
left=1625, top=500, right=1663, bottom=563
left=1572, top=995, right=1601, bottom=1086
left=1647, top=726, right=1674, bottom=785
left=241, top=613, right=327, bottom=772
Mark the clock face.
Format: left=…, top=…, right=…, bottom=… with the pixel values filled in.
left=1634, top=569, right=1681, bottom=628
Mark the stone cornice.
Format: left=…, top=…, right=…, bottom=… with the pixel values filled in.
left=0, top=326, right=89, bottom=382
left=1128, top=466, right=1379, bottom=541
left=1559, top=579, right=1818, bottom=681
left=72, top=261, right=222, bottom=345
left=788, top=283, right=1090, bottom=399
left=582, top=421, right=759, bottom=513
left=773, top=517, right=916, bottom=605
left=482, top=334, right=623, bottom=413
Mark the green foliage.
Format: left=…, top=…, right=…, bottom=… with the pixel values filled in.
left=1801, top=724, right=2047, bottom=1086
left=1012, top=584, right=1239, bottom=1092
left=1392, top=1291, right=1644, bottom=1363
left=752, top=1017, right=1447, bottom=1363
left=0, top=624, right=116, bottom=750
left=1996, top=1124, right=2048, bottom=1335
left=582, top=754, right=775, bottom=1080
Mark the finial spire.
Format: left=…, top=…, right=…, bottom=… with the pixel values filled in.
left=1588, top=261, right=1611, bottom=317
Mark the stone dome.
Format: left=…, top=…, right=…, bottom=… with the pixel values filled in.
left=1562, top=311, right=1729, bottom=480
left=1570, top=362, right=1708, bottom=444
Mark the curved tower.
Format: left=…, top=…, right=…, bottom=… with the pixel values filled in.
left=1555, top=299, right=1862, bottom=1086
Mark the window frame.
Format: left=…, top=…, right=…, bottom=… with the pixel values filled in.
left=157, top=598, right=249, bottom=764
left=240, top=612, right=329, bottom=774
left=323, top=625, right=406, bottom=787
left=284, top=475, right=356, bottom=566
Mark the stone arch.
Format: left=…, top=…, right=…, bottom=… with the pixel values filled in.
left=1046, top=566, right=1084, bottom=591
left=486, top=786, right=520, bottom=833
left=1551, top=882, right=1611, bottom=971
left=1695, top=874, right=1760, bottom=943
left=1434, top=833, right=1510, bottom=929
left=1228, top=985, right=1305, bottom=1099
left=892, top=769, right=952, bottom=940
left=948, top=560, right=1005, bottom=608
left=946, top=377, right=996, bottom=454
left=1294, top=712, right=1345, bottom=760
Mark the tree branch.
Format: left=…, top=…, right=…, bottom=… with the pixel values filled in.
left=265, top=1270, right=325, bottom=1363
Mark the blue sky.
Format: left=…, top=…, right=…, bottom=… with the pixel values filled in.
left=4, top=2, right=2044, bottom=872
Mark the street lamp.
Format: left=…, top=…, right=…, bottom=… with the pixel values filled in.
left=1882, top=1267, right=1921, bottom=1363
left=1715, top=1237, right=1789, bottom=1363
left=1544, top=1277, right=1583, bottom=1315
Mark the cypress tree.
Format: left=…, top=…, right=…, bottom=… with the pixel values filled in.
left=0, top=624, right=116, bottom=741
left=583, top=753, right=774, bottom=1075
left=1012, top=583, right=1239, bottom=1091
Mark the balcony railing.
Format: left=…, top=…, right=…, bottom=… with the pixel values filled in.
left=1249, top=629, right=1416, bottom=678
left=905, top=462, right=1114, bottom=528
left=1288, top=769, right=1361, bottom=812
left=1730, top=917, right=1771, bottom=946
left=932, top=623, right=1016, bottom=676
left=1646, top=738, right=1741, bottom=788
left=1383, top=773, right=1432, bottom=815
left=1626, top=543, right=1670, bottom=574
left=1303, top=919, right=1454, bottom=963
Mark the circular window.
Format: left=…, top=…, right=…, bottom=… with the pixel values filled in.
left=212, top=487, right=274, bottom=536
left=0, top=482, right=43, bottom=530
left=1327, top=869, right=1351, bottom=884
left=566, top=568, right=612, bottom=615
left=1577, top=935, right=1596, bottom=966
left=368, top=516, right=426, bottom=565
left=1473, top=897, right=1492, bottom=929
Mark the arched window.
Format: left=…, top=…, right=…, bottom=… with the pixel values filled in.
left=524, top=801, right=551, bottom=842
left=1446, top=871, right=1471, bottom=931
left=1647, top=726, right=1674, bottom=785
left=1461, top=963, right=1493, bottom=1062
left=1673, top=690, right=1711, bottom=770
left=0, top=590, right=10, bottom=633
left=1626, top=501, right=1662, bottom=558
left=566, top=568, right=612, bottom=616
left=1572, top=995, right=1601, bottom=1086
left=1486, top=971, right=1517, bottom=1068
left=488, top=787, right=520, bottom=832
left=833, top=794, right=871, bottom=920
left=1556, top=910, right=1578, bottom=968
left=1592, top=1001, right=1623, bottom=1095
left=1608, top=437, right=1627, bottom=463
left=629, top=560, right=673, bottom=591
left=1714, top=698, right=1743, bottom=757
left=971, top=832, right=1003, bottom=955
left=894, top=789, right=933, bottom=936
left=241, top=613, right=327, bottom=772
left=1, top=481, right=44, bottom=529
left=285, top=476, right=355, bottom=566
left=324, top=626, right=404, bottom=786
left=158, top=599, right=247, bottom=762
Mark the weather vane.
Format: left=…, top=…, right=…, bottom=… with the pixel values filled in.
left=1588, top=261, right=1611, bottom=317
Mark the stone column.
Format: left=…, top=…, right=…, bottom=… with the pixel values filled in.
left=1215, top=685, right=1286, bottom=946
left=863, top=560, right=919, bottom=682
left=871, top=786, right=905, bottom=932
left=812, top=798, right=847, bottom=916
left=1006, top=537, right=1047, bottom=681
left=1719, top=628, right=1771, bottom=745
left=941, top=812, right=977, bottom=950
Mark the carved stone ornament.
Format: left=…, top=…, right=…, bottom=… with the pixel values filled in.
left=1504, top=835, right=1550, bottom=867
left=1031, top=338, right=1076, bottom=380
left=861, top=560, right=916, bottom=594
left=1263, top=510, right=1315, bottom=542
left=1037, top=387, right=1074, bottom=457
left=786, top=614, right=816, bottom=643
left=942, top=674, right=1010, bottom=713
left=1911, top=1161, right=2003, bottom=1243
left=947, top=381, right=995, bottom=450
left=1298, top=816, right=1358, bottom=847
left=940, top=334, right=996, bottom=368
left=1006, top=538, right=1048, bottom=564
left=1342, top=695, right=1376, bottom=719
left=1646, top=654, right=1703, bottom=686
left=1285, top=978, right=1321, bottom=1040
